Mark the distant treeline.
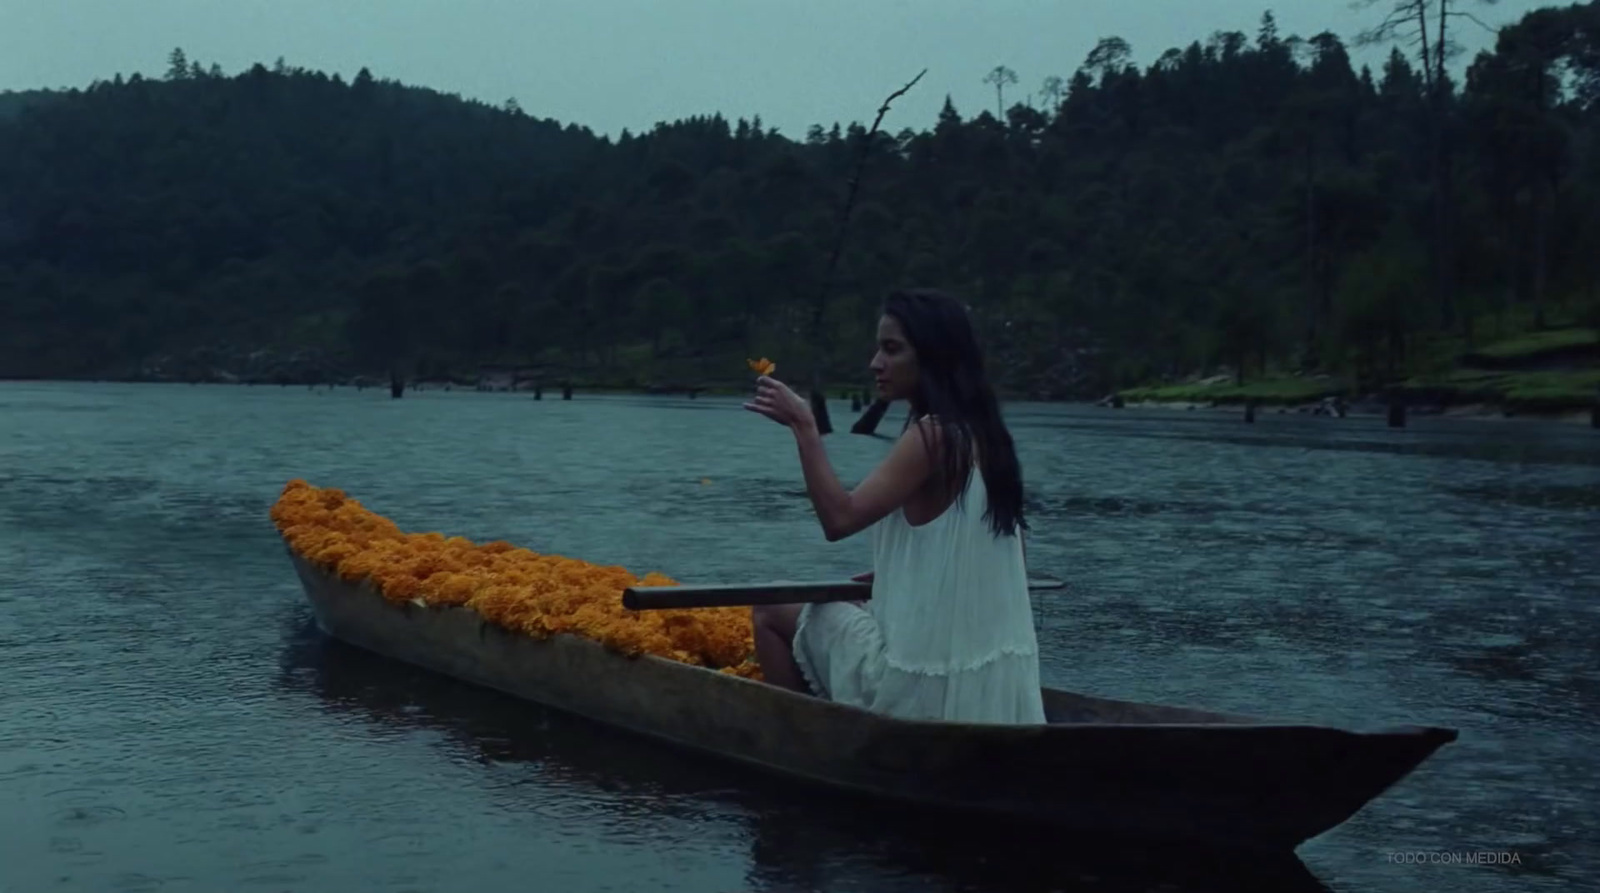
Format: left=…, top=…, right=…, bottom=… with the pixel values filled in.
left=1, top=4, right=1596, bottom=395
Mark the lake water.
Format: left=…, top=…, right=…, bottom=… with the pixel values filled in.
left=2, top=381, right=1596, bottom=893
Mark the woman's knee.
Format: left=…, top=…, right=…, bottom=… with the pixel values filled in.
left=752, top=603, right=802, bottom=641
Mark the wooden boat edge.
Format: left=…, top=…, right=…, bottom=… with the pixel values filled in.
left=284, top=547, right=1460, bottom=851
left=282, top=545, right=1461, bottom=740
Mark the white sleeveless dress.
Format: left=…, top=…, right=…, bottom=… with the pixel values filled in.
left=791, top=466, right=1048, bottom=724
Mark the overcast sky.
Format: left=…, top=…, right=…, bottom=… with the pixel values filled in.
left=1, top=0, right=1547, bottom=137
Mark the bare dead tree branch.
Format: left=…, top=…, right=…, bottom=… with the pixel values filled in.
left=1448, top=10, right=1501, bottom=35
left=1352, top=0, right=1426, bottom=47
left=813, top=71, right=928, bottom=324
left=806, top=68, right=927, bottom=433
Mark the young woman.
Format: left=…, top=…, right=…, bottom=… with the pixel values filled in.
left=743, top=289, right=1046, bottom=724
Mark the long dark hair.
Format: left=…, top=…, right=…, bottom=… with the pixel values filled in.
left=882, top=288, right=1027, bottom=539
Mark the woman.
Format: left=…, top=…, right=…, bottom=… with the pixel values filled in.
left=743, top=288, right=1046, bottom=725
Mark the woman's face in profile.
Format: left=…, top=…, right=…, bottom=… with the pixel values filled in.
left=869, top=314, right=918, bottom=401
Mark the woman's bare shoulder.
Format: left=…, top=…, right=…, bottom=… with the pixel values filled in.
left=905, top=414, right=946, bottom=449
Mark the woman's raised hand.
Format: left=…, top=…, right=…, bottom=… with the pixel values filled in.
left=743, top=375, right=817, bottom=431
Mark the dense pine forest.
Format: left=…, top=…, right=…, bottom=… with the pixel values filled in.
left=1, top=4, right=1597, bottom=411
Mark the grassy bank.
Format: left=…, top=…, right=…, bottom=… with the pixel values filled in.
left=1470, top=327, right=1598, bottom=360
left=1117, top=377, right=1347, bottom=406
left=1118, top=324, right=1598, bottom=415
left=1402, top=325, right=1597, bottom=412
left=1399, top=368, right=1600, bottom=412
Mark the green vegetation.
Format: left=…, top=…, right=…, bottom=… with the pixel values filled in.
left=1119, top=377, right=1348, bottom=406
left=1473, top=328, right=1599, bottom=360
left=0, top=4, right=1597, bottom=409
left=1119, top=367, right=1600, bottom=413
left=1402, top=368, right=1600, bottom=411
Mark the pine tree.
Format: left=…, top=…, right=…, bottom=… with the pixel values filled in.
left=166, top=48, right=190, bottom=81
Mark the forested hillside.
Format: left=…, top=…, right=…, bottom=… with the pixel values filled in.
left=1, top=6, right=1596, bottom=406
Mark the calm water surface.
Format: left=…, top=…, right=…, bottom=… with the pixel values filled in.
left=2, top=382, right=1596, bottom=892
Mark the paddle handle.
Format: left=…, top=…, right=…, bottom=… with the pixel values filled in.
left=622, top=579, right=1064, bottom=611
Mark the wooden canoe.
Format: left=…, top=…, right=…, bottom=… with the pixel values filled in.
left=286, top=550, right=1457, bottom=855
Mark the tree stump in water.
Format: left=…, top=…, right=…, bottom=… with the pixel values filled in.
left=562, top=384, right=573, bottom=400
left=1244, top=400, right=1257, bottom=423
left=851, top=394, right=862, bottom=413
left=389, top=371, right=404, bottom=399
left=1388, top=390, right=1407, bottom=428
left=534, top=384, right=542, bottom=400
left=810, top=389, right=833, bottom=435
left=852, top=398, right=892, bottom=435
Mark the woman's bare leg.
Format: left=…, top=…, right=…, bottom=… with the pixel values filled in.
left=752, top=603, right=809, bottom=694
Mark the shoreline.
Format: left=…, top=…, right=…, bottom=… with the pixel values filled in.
left=5, top=377, right=1594, bottom=425
left=0, top=376, right=869, bottom=400
left=1116, top=398, right=1596, bottom=425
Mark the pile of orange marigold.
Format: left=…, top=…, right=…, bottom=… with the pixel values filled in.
left=271, top=479, right=761, bottom=679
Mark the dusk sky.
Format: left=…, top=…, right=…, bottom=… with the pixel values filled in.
left=2, top=0, right=1546, bottom=137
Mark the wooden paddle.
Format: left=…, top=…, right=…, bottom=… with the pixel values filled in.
left=622, top=579, right=1064, bottom=611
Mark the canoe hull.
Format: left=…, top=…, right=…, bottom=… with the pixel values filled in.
left=289, top=551, right=1456, bottom=853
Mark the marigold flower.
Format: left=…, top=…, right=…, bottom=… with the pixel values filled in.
left=270, top=480, right=760, bottom=679
left=747, top=357, right=776, bottom=376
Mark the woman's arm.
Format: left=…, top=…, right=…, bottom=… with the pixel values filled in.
left=791, top=417, right=937, bottom=542
left=745, top=375, right=937, bottom=542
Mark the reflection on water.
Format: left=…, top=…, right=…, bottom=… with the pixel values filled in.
left=1446, top=483, right=1600, bottom=511
left=278, top=613, right=1332, bottom=893
left=1, top=382, right=1596, bottom=892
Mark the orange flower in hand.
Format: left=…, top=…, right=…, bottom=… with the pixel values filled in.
left=747, top=357, right=776, bottom=376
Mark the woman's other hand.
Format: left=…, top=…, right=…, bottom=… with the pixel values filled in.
left=744, top=375, right=817, bottom=431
